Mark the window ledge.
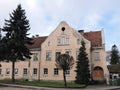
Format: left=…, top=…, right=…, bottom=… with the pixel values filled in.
left=43, top=74, right=48, bottom=77
left=32, top=74, right=37, bottom=76
left=65, top=75, right=70, bottom=77
left=54, top=75, right=59, bottom=77
left=94, top=59, right=100, bottom=61
left=57, top=44, right=69, bottom=46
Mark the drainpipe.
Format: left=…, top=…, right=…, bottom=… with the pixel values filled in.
left=38, top=49, right=41, bottom=81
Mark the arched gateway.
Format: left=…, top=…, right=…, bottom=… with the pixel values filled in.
left=92, top=66, right=104, bottom=81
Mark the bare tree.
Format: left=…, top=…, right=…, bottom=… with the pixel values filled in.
left=55, top=53, right=74, bottom=87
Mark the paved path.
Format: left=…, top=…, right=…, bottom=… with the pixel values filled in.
left=0, top=83, right=120, bottom=90
left=0, top=87, right=35, bottom=90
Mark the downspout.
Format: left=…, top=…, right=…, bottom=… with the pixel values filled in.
left=38, top=49, right=41, bottom=81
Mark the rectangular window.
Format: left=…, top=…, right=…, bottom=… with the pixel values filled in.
left=76, top=51, right=79, bottom=60
left=54, top=68, right=59, bottom=75
left=65, top=50, right=71, bottom=56
left=46, top=51, right=51, bottom=61
left=57, top=38, right=61, bottom=45
left=0, top=69, right=2, bottom=75
left=44, top=68, right=48, bottom=75
left=23, top=68, right=28, bottom=75
left=77, top=39, right=80, bottom=44
left=65, top=69, right=70, bottom=75
left=66, top=38, right=69, bottom=44
left=14, top=68, right=18, bottom=75
left=94, top=52, right=100, bottom=60
left=62, top=37, right=65, bottom=44
left=57, top=37, right=70, bottom=45
left=33, top=68, right=37, bottom=75
left=55, top=52, right=61, bottom=60
left=33, top=53, right=38, bottom=61
left=48, top=41, right=50, bottom=46
left=6, top=68, right=10, bottom=75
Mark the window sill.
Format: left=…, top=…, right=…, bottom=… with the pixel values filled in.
left=5, top=74, right=10, bottom=76
left=54, top=75, right=59, bottom=77
left=46, top=60, right=51, bottom=61
left=65, top=75, right=70, bottom=77
left=33, top=60, right=38, bottom=61
left=57, top=44, right=69, bottom=46
left=32, top=74, right=37, bottom=76
left=94, top=59, right=100, bottom=61
left=15, top=74, right=18, bottom=76
left=23, top=74, right=27, bottom=76
left=43, top=74, right=48, bottom=77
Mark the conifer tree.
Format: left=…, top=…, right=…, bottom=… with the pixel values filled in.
left=110, top=44, right=120, bottom=64
left=1, top=4, right=32, bottom=82
left=75, top=40, right=90, bottom=85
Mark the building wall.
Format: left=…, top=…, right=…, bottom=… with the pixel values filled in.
left=0, top=21, right=109, bottom=81
left=40, top=21, right=91, bottom=81
left=0, top=50, right=41, bottom=80
left=91, top=48, right=109, bottom=80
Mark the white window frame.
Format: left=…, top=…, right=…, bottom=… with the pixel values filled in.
left=14, top=68, right=18, bottom=75
left=66, top=38, right=70, bottom=44
left=94, top=52, right=100, bottom=60
left=57, top=38, right=61, bottom=45
left=65, top=69, right=70, bottom=75
left=33, top=53, right=38, bottom=61
left=57, top=36, right=70, bottom=45
left=46, top=51, right=52, bottom=61
left=23, top=68, right=28, bottom=75
left=6, top=68, right=10, bottom=75
left=54, top=68, right=59, bottom=75
left=33, top=68, right=37, bottom=75
left=44, top=68, right=48, bottom=75
left=55, top=52, right=61, bottom=60
left=65, top=50, right=71, bottom=56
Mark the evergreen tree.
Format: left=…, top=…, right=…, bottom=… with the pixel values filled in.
left=75, top=40, right=90, bottom=85
left=1, top=4, right=32, bottom=82
left=110, top=44, right=120, bottom=64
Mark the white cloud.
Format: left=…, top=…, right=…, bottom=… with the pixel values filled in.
left=0, top=0, right=120, bottom=50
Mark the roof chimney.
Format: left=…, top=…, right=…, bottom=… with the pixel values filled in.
left=32, top=35, right=35, bottom=38
left=36, top=35, right=39, bottom=38
left=78, top=30, right=84, bottom=35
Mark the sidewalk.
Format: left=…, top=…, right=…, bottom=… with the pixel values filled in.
left=0, top=83, right=120, bottom=90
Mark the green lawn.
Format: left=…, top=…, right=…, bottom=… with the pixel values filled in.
left=0, top=79, right=85, bottom=88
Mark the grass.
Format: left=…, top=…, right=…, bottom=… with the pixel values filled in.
left=0, top=79, right=86, bottom=88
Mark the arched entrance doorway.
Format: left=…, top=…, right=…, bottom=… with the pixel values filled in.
left=92, top=66, right=104, bottom=81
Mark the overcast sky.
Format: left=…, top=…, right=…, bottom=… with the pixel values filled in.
left=0, top=0, right=120, bottom=51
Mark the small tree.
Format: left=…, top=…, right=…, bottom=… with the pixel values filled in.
left=75, top=40, right=90, bottom=85
left=1, top=4, right=32, bottom=82
left=56, top=53, right=74, bottom=87
left=110, top=44, right=120, bottom=64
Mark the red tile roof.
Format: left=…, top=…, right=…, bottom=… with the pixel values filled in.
left=84, top=31, right=102, bottom=47
left=27, top=31, right=102, bottom=49
left=27, top=36, right=47, bottom=49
